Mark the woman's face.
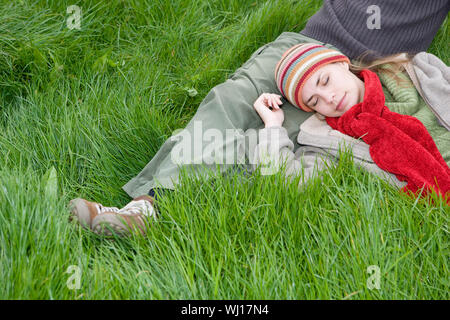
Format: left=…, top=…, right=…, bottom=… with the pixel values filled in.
left=301, top=62, right=365, bottom=117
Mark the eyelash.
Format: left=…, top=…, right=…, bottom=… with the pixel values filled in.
left=312, top=76, right=329, bottom=106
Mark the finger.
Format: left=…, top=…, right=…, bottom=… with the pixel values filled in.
left=271, top=96, right=280, bottom=109
left=268, top=97, right=276, bottom=110
left=256, top=101, right=271, bottom=115
left=276, top=96, right=283, bottom=104
left=273, top=94, right=282, bottom=103
left=255, top=95, right=265, bottom=107
left=266, top=96, right=274, bottom=109
left=253, top=100, right=262, bottom=110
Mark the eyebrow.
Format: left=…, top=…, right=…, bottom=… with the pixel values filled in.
left=306, top=73, right=322, bottom=105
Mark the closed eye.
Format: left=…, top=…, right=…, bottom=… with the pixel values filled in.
left=308, top=74, right=328, bottom=107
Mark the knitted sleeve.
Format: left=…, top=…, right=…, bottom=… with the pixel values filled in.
left=300, top=0, right=450, bottom=62
left=251, top=126, right=332, bottom=184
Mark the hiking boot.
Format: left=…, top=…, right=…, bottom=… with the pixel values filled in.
left=69, top=195, right=156, bottom=236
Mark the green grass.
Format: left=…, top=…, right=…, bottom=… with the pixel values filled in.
left=0, top=0, right=448, bottom=299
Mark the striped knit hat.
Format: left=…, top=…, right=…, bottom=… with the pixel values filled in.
left=275, top=43, right=350, bottom=112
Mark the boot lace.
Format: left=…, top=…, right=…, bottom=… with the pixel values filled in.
left=95, top=204, right=120, bottom=214
left=119, top=199, right=155, bottom=218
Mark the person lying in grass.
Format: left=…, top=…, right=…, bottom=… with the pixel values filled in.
left=68, top=43, right=369, bottom=237
left=69, top=43, right=449, bottom=237
left=69, top=1, right=450, bottom=237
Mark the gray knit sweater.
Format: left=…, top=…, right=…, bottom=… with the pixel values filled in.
left=300, top=0, right=449, bottom=62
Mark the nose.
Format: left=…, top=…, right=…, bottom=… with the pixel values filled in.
left=313, top=87, right=337, bottom=107
left=322, top=89, right=336, bottom=105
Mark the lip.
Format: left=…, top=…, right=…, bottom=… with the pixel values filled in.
left=336, top=93, right=346, bottom=111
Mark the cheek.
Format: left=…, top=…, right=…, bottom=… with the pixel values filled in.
left=332, top=78, right=354, bottom=101
left=335, top=76, right=352, bottom=91
left=345, top=75, right=358, bottom=90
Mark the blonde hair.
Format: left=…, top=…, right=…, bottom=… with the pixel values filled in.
left=349, top=52, right=413, bottom=87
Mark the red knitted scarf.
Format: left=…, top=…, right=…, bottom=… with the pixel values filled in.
left=326, top=69, right=450, bottom=204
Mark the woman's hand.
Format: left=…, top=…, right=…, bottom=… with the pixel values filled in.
left=253, top=93, right=284, bottom=128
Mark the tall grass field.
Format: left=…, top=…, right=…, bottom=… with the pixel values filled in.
left=0, top=0, right=448, bottom=299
